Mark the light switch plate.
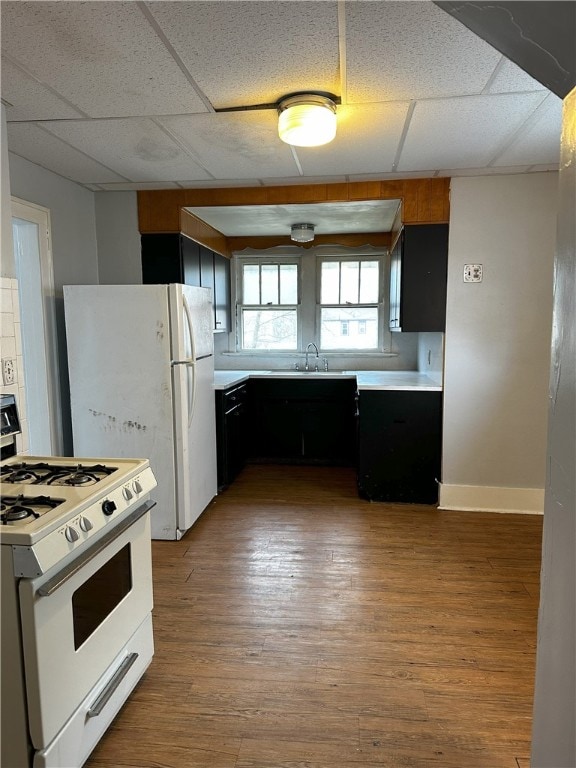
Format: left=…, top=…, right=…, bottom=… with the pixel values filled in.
left=464, top=264, right=483, bottom=282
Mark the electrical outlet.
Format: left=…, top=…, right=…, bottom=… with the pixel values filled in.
left=2, top=358, right=16, bottom=385
left=464, top=264, right=483, bottom=282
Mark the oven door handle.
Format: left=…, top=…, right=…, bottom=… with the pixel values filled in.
left=37, top=500, right=156, bottom=597
left=87, top=651, right=139, bottom=718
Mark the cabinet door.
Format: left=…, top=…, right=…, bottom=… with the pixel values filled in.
left=357, top=390, right=442, bottom=503
left=180, top=236, right=201, bottom=286
left=389, top=232, right=402, bottom=330
left=213, top=253, right=231, bottom=332
left=199, top=246, right=215, bottom=296
left=400, top=224, right=448, bottom=332
left=141, top=234, right=183, bottom=283
left=216, top=384, right=248, bottom=489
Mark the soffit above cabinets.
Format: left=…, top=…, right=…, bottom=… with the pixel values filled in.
left=1, top=1, right=563, bottom=191
left=185, top=200, right=402, bottom=238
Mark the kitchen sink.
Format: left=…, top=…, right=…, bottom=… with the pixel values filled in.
left=263, top=370, right=353, bottom=377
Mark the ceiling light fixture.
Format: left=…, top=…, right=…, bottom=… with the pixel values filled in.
left=291, top=223, right=315, bottom=243
left=278, top=93, right=337, bottom=147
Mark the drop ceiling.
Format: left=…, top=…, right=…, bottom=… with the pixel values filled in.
left=1, top=0, right=563, bottom=197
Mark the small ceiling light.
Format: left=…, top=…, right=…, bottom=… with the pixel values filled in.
left=291, top=223, right=315, bottom=243
left=278, top=94, right=337, bottom=147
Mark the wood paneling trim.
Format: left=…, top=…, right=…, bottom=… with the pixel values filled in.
left=137, top=178, right=450, bottom=235
left=180, top=209, right=231, bottom=258
left=227, top=232, right=392, bottom=251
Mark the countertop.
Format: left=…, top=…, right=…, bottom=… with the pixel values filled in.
left=213, top=370, right=442, bottom=391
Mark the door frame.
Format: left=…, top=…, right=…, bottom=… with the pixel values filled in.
left=11, top=197, right=63, bottom=455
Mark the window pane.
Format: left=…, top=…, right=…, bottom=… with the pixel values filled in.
left=242, top=264, right=260, bottom=304
left=320, top=307, right=378, bottom=350
left=261, top=264, right=279, bottom=305
left=359, top=261, right=379, bottom=303
left=242, top=309, right=297, bottom=350
left=321, top=262, right=339, bottom=304
left=280, top=264, right=298, bottom=304
left=340, top=261, right=359, bottom=304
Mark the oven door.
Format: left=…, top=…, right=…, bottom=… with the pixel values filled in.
left=18, top=502, right=154, bottom=750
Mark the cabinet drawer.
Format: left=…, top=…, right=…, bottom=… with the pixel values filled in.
left=221, top=384, right=247, bottom=413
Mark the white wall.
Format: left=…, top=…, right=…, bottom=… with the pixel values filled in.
left=95, top=191, right=142, bottom=284
left=440, top=172, right=558, bottom=513
left=532, top=88, right=576, bottom=768
left=8, top=153, right=99, bottom=452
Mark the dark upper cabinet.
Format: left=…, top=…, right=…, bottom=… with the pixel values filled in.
left=213, top=252, right=231, bottom=333
left=389, top=223, right=449, bottom=332
left=141, top=234, right=230, bottom=332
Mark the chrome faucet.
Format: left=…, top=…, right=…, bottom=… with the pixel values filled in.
left=305, top=342, right=319, bottom=371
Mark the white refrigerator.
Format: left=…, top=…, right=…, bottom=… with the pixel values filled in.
left=63, top=283, right=217, bottom=540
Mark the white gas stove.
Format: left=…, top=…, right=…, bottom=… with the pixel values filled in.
left=1, top=455, right=157, bottom=576
left=1, top=438, right=158, bottom=767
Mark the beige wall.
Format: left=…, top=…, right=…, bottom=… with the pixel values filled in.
left=441, top=172, right=558, bottom=513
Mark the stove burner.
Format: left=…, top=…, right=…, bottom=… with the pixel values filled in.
left=0, top=461, right=117, bottom=486
left=48, top=465, right=114, bottom=487
left=7, top=469, right=40, bottom=484
left=0, top=495, right=64, bottom=525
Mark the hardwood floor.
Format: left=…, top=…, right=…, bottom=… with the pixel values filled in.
left=87, top=465, right=543, bottom=768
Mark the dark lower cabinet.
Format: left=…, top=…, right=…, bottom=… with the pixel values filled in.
left=357, top=390, right=442, bottom=504
left=215, top=383, right=248, bottom=490
left=248, top=379, right=356, bottom=466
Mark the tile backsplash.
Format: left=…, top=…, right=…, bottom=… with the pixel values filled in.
left=1, top=276, right=29, bottom=453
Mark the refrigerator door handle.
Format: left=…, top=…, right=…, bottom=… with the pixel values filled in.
left=182, top=293, right=198, bottom=427
left=183, top=294, right=196, bottom=362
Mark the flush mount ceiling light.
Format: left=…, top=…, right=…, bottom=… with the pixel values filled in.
left=278, top=93, right=337, bottom=147
left=291, top=223, right=315, bottom=243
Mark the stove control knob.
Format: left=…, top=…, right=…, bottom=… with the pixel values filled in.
left=132, top=479, right=143, bottom=494
left=65, top=525, right=79, bottom=543
left=122, top=486, right=133, bottom=501
left=79, top=516, right=93, bottom=532
left=102, top=500, right=117, bottom=516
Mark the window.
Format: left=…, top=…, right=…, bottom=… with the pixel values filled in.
left=319, top=258, right=380, bottom=350
left=238, top=259, right=299, bottom=350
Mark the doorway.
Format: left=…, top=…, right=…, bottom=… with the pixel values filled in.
left=11, top=198, right=62, bottom=455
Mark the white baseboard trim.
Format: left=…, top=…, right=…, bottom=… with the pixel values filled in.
left=438, top=483, right=545, bottom=515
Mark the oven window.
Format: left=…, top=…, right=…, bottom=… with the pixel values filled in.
left=72, top=544, right=132, bottom=650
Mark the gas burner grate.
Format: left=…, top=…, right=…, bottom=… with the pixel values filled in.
left=0, top=494, right=65, bottom=525
left=0, top=462, right=117, bottom=486
left=47, top=464, right=116, bottom=486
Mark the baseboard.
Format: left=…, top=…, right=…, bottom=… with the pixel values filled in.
left=438, top=483, right=545, bottom=514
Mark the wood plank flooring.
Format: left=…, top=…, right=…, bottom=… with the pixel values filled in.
left=87, top=465, right=543, bottom=768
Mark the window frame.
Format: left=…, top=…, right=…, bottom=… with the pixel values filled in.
left=236, top=255, right=301, bottom=352
left=316, top=254, right=384, bottom=352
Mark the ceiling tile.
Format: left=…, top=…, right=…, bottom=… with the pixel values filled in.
left=437, top=166, right=531, bottom=177
left=146, top=1, right=340, bottom=108
left=296, top=102, right=410, bottom=176
left=0, top=1, right=209, bottom=118
left=176, top=179, right=263, bottom=188
left=96, top=182, right=182, bottom=191
left=345, top=1, right=501, bottom=104
left=36, top=118, right=212, bottom=182
left=493, top=94, right=563, bottom=167
left=1, top=57, right=86, bottom=121
left=487, top=58, right=549, bottom=94
left=260, top=176, right=347, bottom=186
left=397, top=92, right=548, bottom=172
left=159, top=111, right=300, bottom=180
left=6, top=123, right=126, bottom=184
